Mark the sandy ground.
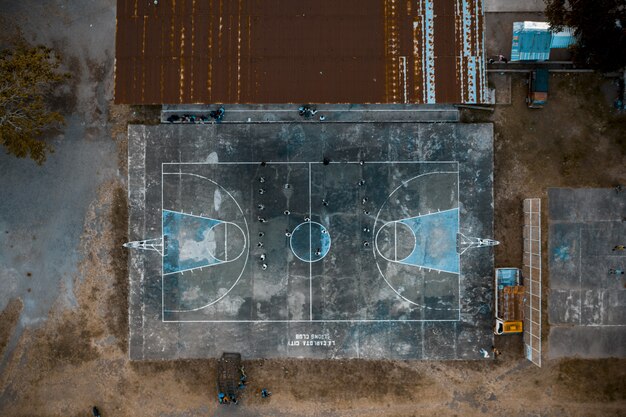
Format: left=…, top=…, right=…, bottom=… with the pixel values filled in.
left=1, top=1, right=626, bottom=416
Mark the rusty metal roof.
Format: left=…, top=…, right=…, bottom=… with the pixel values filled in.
left=115, top=0, right=486, bottom=104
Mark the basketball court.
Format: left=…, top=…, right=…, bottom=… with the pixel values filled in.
left=127, top=119, right=495, bottom=360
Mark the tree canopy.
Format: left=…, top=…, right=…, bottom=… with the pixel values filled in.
left=544, top=0, right=626, bottom=71
left=0, top=42, right=69, bottom=164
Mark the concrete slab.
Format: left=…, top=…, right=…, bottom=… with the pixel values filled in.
left=484, top=12, right=544, bottom=57
left=127, top=121, right=495, bottom=360
left=161, top=104, right=461, bottom=123
left=549, top=327, right=626, bottom=358
left=484, top=11, right=573, bottom=60
left=489, top=73, right=512, bottom=105
left=548, top=188, right=626, bottom=358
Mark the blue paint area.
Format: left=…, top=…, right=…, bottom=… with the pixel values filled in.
left=162, top=210, right=222, bottom=274
left=398, top=208, right=459, bottom=273
left=496, top=268, right=520, bottom=290
left=552, top=245, right=571, bottom=262
left=290, top=222, right=331, bottom=263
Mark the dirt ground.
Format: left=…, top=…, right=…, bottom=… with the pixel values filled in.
left=0, top=71, right=625, bottom=417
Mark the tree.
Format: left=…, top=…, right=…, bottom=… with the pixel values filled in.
left=0, top=42, right=69, bottom=164
left=544, top=0, right=626, bottom=72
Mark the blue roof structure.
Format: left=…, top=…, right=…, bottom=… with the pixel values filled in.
left=511, top=22, right=576, bottom=61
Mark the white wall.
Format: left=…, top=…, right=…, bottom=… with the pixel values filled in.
left=484, top=0, right=546, bottom=12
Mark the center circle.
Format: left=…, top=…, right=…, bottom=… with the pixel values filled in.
left=289, top=221, right=331, bottom=263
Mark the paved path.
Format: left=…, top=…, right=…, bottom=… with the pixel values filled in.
left=0, top=0, right=119, bottom=365
left=161, top=104, right=460, bottom=124
left=484, top=0, right=545, bottom=12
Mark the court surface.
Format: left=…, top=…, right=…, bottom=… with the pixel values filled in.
left=128, top=121, right=494, bottom=360
left=548, top=188, right=626, bottom=358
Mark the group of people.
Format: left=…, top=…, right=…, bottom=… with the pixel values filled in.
left=217, top=388, right=271, bottom=404
left=298, top=105, right=317, bottom=118
left=299, top=105, right=326, bottom=120
left=218, top=366, right=271, bottom=405
left=166, top=105, right=328, bottom=124
left=487, top=54, right=509, bottom=64
left=479, top=345, right=502, bottom=358
left=610, top=245, right=625, bottom=276
left=166, top=107, right=225, bottom=124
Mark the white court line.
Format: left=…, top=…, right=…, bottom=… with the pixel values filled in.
left=391, top=261, right=460, bottom=275
left=163, top=161, right=460, bottom=166
left=163, top=319, right=460, bottom=323
left=161, top=172, right=250, bottom=313
left=309, top=163, right=312, bottom=321
left=179, top=120, right=459, bottom=125
left=394, top=221, right=397, bottom=262
left=161, top=163, right=164, bottom=322
left=160, top=162, right=464, bottom=319
left=225, top=222, right=228, bottom=262
left=375, top=221, right=417, bottom=264
left=375, top=218, right=460, bottom=274
left=289, top=222, right=331, bottom=263
left=162, top=209, right=246, bottom=264
left=373, top=170, right=461, bottom=309
left=163, top=264, right=218, bottom=276
left=388, top=206, right=460, bottom=223
left=162, top=109, right=457, bottom=113
left=457, top=161, right=461, bottom=320
left=162, top=208, right=219, bottom=221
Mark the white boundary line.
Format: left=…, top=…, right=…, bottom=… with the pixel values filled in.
left=457, top=161, right=461, bottom=320
left=394, top=221, right=398, bottom=261
left=375, top=221, right=417, bottom=264
left=161, top=210, right=246, bottom=265
left=391, top=261, right=459, bottom=275
left=161, top=172, right=250, bottom=313
left=160, top=162, right=466, bottom=322
left=163, top=160, right=459, bottom=166
left=309, top=163, right=313, bottom=321
left=163, top=264, right=220, bottom=276
left=161, top=164, right=164, bottom=322
left=162, top=109, right=458, bottom=113
left=161, top=208, right=222, bottom=220
left=385, top=207, right=460, bottom=223
left=163, top=319, right=461, bottom=323
left=373, top=170, right=461, bottom=312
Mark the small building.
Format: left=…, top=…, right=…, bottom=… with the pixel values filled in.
left=511, top=21, right=575, bottom=61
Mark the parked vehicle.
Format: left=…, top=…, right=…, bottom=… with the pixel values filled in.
left=526, top=69, right=549, bottom=108
left=494, top=268, right=524, bottom=335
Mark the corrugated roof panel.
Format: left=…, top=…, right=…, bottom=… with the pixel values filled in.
left=550, top=28, right=576, bottom=49
left=115, top=0, right=487, bottom=104
left=512, top=21, right=575, bottom=61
